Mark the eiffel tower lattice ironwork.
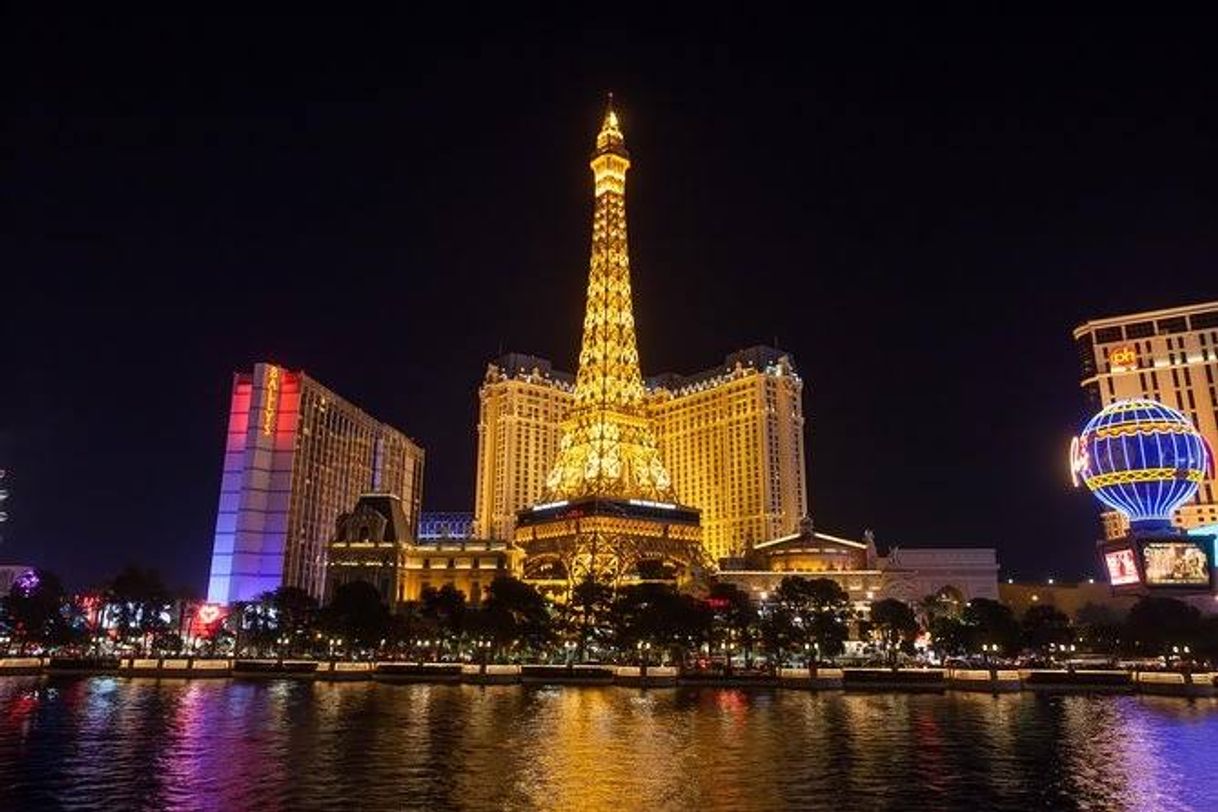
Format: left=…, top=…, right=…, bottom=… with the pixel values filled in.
left=543, top=99, right=674, bottom=502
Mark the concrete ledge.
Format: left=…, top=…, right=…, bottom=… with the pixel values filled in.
left=520, top=665, right=615, bottom=685
left=375, top=663, right=462, bottom=683
left=315, top=661, right=373, bottom=681
left=777, top=667, right=845, bottom=689
left=1135, top=671, right=1217, bottom=697
left=1022, top=669, right=1133, bottom=693
left=947, top=668, right=1022, bottom=693
left=843, top=668, right=947, bottom=692
left=0, top=657, right=46, bottom=675
left=232, top=659, right=316, bottom=678
left=614, top=666, right=679, bottom=687
left=677, top=673, right=780, bottom=688
left=461, top=664, right=522, bottom=685
left=47, top=657, right=120, bottom=675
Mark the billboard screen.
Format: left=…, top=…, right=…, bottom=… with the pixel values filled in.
left=1141, top=542, right=1211, bottom=587
left=1104, top=549, right=1141, bottom=586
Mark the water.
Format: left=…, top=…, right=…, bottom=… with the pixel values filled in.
left=2, top=677, right=1217, bottom=811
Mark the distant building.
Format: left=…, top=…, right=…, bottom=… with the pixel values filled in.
left=473, top=354, right=573, bottom=542
left=398, top=539, right=522, bottom=607
left=716, top=519, right=1000, bottom=613
left=206, top=362, right=425, bottom=604
left=879, top=547, right=1001, bottom=603
left=648, top=346, right=808, bottom=563
left=1073, top=301, right=1218, bottom=538
left=418, top=513, right=474, bottom=541
left=325, top=493, right=417, bottom=611
left=999, top=580, right=1138, bottom=620
left=0, top=564, right=35, bottom=595
left=327, top=497, right=519, bottom=610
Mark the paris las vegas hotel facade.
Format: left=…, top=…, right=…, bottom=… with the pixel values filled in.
left=207, top=102, right=999, bottom=610
left=464, top=103, right=998, bottom=606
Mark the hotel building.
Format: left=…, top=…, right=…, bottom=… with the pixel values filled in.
left=206, top=362, right=424, bottom=604
left=1074, top=301, right=1218, bottom=538
left=472, top=345, right=807, bottom=564
left=649, top=346, right=807, bottom=562
left=327, top=497, right=515, bottom=609
left=472, top=354, right=573, bottom=542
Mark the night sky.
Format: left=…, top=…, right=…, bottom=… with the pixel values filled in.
left=5, top=13, right=1216, bottom=594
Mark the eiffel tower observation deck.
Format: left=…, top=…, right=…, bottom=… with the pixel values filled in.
left=516, top=100, right=704, bottom=591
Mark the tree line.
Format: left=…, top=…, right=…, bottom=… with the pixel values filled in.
left=4, top=567, right=1218, bottom=668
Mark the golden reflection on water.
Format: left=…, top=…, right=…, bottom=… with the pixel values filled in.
left=2, top=678, right=1218, bottom=811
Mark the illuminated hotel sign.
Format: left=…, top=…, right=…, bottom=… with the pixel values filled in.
left=628, top=499, right=677, bottom=510
left=262, top=365, right=280, bottom=437
left=531, top=500, right=569, bottom=512
left=1104, top=549, right=1140, bottom=586
left=1108, top=345, right=1137, bottom=372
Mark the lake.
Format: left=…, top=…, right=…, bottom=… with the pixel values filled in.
left=2, top=676, right=1216, bottom=810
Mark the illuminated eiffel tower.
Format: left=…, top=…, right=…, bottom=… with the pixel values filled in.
left=516, top=99, right=704, bottom=590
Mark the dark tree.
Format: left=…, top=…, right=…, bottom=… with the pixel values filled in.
left=776, top=576, right=852, bottom=662
left=480, top=576, right=553, bottom=656
left=961, top=598, right=1022, bottom=657
left=868, top=598, right=920, bottom=667
left=705, top=582, right=758, bottom=668
left=1022, top=605, right=1074, bottom=656
left=610, top=584, right=708, bottom=665
left=320, top=580, right=390, bottom=650
left=2, top=569, right=75, bottom=650
left=1191, top=616, right=1218, bottom=667
left=108, top=566, right=173, bottom=651
left=421, top=584, right=467, bottom=650
left=1124, top=597, right=1201, bottom=658
left=566, top=576, right=615, bottom=662
left=1075, top=602, right=1125, bottom=657
left=247, top=586, right=318, bottom=655
left=928, top=616, right=970, bottom=659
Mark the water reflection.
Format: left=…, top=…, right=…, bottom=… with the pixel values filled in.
left=1, top=677, right=1217, bottom=811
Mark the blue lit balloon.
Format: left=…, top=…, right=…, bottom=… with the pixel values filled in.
left=1071, top=399, right=1212, bottom=529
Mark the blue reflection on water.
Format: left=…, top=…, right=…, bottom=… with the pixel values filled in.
left=1, top=677, right=1216, bottom=811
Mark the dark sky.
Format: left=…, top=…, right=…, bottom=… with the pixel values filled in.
left=4, top=13, right=1216, bottom=594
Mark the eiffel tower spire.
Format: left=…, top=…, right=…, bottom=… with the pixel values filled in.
left=544, top=99, right=674, bottom=500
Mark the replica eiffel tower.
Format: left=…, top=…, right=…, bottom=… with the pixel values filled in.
left=516, top=100, right=704, bottom=590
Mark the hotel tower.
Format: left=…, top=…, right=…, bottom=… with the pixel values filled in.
left=473, top=108, right=808, bottom=566
left=1074, top=301, right=1218, bottom=538
left=206, top=363, right=424, bottom=604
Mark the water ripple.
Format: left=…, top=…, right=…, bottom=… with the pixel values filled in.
left=1, top=677, right=1216, bottom=811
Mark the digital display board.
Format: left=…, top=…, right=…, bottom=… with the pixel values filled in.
left=1104, top=549, right=1141, bottom=586
left=1141, top=541, right=1211, bottom=587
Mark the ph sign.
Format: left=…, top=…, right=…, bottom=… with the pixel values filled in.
left=1109, top=345, right=1136, bottom=372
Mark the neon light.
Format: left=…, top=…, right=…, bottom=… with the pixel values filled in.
left=197, top=604, right=221, bottom=624
left=1072, top=399, right=1210, bottom=528
left=1069, top=436, right=1088, bottom=487
left=262, top=365, right=280, bottom=436
left=1109, top=345, right=1137, bottom=371
left=13, top=570, right=39, bottom=596
left=531, top=500, right=569, bottom=511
